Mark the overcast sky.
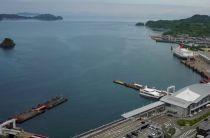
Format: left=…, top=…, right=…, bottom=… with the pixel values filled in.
left=1, top=0, right=210, bottom=21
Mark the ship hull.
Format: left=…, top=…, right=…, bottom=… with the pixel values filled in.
left=139, top=92, right=160, bottom=99
left=173, top=52, right=188, bottom=60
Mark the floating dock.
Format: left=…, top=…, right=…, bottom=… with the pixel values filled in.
left=12, top=96, right=68, bottom=124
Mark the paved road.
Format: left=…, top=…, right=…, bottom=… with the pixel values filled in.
left=91, top=119, right=142, bottom=138
left=79, top=118, right=145, bottom=138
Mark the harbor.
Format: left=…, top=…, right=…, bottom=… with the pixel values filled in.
left=74, top=41, right=210, bottom=138
left=75, top=83, right=210, bottom=138
left=0, top=20, right=205, bottom=137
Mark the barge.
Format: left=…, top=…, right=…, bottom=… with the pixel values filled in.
left=113, top=80, right=168, bottom=99
left=12, top=96, right=68, bottom=124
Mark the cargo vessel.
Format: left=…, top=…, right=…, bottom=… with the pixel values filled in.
left=12, top=96, right=68, bottom=123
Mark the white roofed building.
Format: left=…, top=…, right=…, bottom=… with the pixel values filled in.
left=160, top=83, right=210, bottom=117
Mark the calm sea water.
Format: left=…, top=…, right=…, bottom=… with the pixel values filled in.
left=0, top=21, right=200, bottom=137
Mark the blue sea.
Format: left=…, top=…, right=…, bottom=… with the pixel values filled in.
left=0, top=20, right=200, bottom=137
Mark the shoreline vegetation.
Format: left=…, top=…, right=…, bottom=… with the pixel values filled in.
left=137, top=14, right=210, bottom=37
left=0, top=13, right=63, bottom=21
left=177, top=111, right=210, bottom=126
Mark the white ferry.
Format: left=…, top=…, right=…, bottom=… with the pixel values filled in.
left=173, top=44, right=194, bottom=59
left=139, top=86, right=167, bottom=99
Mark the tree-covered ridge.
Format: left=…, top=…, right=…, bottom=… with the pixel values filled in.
left=145, top=15, right=210, bottom=36
left=0, top=14, right=63, bottom=21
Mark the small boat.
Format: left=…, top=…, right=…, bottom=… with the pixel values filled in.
left=139, top=86, right=167, bottom=99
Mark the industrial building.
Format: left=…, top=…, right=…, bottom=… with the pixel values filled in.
left=160, top=83, right=210, bottom=117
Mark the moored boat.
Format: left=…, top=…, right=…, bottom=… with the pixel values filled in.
left=139, top=86, right=167, bottom=99
left=173, top=44, right=195, bottom=59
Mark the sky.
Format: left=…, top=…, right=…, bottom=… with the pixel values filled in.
left=1, top=0, right=210, bottom=21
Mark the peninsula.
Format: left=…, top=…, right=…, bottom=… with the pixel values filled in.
left=142, top=14, right=210, bottom=36
left=0, top=13, right=63, bottom=21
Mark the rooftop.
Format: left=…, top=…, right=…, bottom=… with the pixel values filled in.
left=160, top=83, right=210, bottom=108
left=175, top=88, right=200, bottom=102
left=121, top=101, right=165, bottom=118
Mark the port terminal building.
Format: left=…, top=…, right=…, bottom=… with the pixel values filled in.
left=161, top=83, right=210, bottom=117
left=122, top=83, right=210, bottom=119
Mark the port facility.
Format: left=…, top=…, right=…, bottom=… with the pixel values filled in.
left=75, top=83, right=210, bottom=138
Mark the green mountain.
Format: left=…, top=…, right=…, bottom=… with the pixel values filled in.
left=144, top=14, right=210, bottom=36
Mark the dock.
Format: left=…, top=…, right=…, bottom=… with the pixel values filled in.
left=113, top=80, right=143, bottom=91
left=12, top=96, right=68, bottom=124
left=180, top=56, right=210, bottom=83
left=113, top=80, right=168, bottom=99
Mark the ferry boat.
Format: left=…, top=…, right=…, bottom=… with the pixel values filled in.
left=173, top=44, right=194, bottom=59
left=113, top=80, right=170, bottom=99
left=139, top=86, right=167, bottom=99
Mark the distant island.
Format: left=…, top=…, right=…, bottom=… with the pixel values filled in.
left=0, top=13, right=63, bottom=21
left=0, top=38, right=15, bottom=49
left=17, top=12, right=40, bottom=17
left=135, top=22, right=144, bottom=26
left=141, top=14, right=210, bottom=36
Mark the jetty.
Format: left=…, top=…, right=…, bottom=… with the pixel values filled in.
left=113, top=80, right=169, bottom=99
left=180, top=55, right=210, bottom=83
left=12, top=96, right=68, bottom=124
left=113, top=80, right=143, bottom=90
